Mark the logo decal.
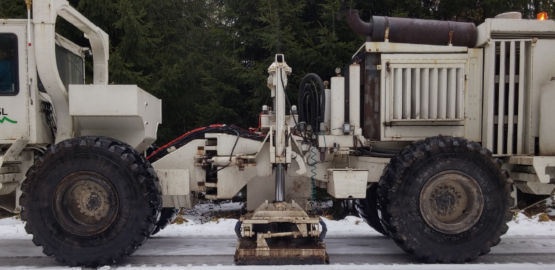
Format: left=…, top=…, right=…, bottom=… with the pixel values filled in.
left=0, top=107, right=16, bottom=124
left=0, top=116, right=17, bottom=124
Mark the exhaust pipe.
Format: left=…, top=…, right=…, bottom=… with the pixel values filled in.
left=345, top=9, right=477, bottom=48
left=345, top=9, right=372, bottom=36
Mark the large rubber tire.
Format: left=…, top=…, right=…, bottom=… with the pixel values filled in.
left=20, top=137, right=162, bottom=267
left=355, top=184, right=388, bottom=236
left=151, top=207, right=179, bottom=236
left=377, top=136, right=512, bottom=263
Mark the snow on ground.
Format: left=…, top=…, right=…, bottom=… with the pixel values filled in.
left=157, top=218, right=237, bottom=237
left=153, top=213, right=555, bottom=238
left=1, top=201, right=555, bottom=270
left=507, top=213, right=555, bottom=236
left=154, top=200, right=555, bottom=238
left=0, top=216, right=30, bottom=240
left=2, top=212, right=553, bottom=241
left=155, top=215, right=380, bottom=238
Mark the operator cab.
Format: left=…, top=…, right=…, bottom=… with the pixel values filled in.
left=0, top=19, right=87, bottom=145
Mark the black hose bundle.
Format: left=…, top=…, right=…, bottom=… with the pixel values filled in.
left=297, top=73, right=325, bottom=133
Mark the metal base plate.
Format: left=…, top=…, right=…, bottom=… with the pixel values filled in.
left=235, top=237, right=329, bottom=265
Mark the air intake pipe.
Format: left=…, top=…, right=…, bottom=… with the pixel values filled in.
left=346, top=9, right=477, bottom=48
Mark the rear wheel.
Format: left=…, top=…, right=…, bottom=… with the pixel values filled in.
left=378, top=136, right=512, bottom=262
left=356, top=184, right=387, bottom=235
left=20, top=137, right=161, bottom=267
left=151, top=208, right=179, bottom=235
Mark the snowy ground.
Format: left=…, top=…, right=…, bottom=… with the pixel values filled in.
left=2, top=211, right=552, bottom=240
left=0, top=201, right=554, bottom=269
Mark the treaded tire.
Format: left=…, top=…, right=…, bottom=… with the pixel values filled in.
left=355, top=184, right=388, bottom=236
left=151, top=207, right=179, bottom=236
left=20, top=137, right=162, bottom=267
left=377, top=136, right=512, bottom=263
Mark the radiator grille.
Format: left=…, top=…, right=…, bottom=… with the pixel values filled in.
left=389, top=66, right=465, bottom=121
left=484, top=40, right=531, bottom=156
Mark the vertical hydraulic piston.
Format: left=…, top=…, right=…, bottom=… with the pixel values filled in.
left=267, top=54, right=292, bottom=201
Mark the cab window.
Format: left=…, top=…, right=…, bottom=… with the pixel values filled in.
left=0, top=33, right=19, bottom=95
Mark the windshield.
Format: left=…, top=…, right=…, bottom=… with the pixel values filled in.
left=0, top=33, right=18, bottom=95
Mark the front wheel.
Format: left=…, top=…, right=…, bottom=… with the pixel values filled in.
left=20, top=137, right=162, bottom=267
left=378, top=136, right=512, bottom=263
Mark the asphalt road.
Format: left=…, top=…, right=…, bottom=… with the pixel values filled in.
left=1, top=235, right=555, bottom=268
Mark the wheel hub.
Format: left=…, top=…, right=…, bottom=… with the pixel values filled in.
left=419, top=171, right=483, bottom=234
left=72, top=181, right=111, bottom=220
left=54, top=172, right=119, bottom=236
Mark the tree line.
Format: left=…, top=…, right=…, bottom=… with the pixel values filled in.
left=1, top=0, right=553, bottom=143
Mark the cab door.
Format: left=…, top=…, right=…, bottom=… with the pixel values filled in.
left=0, top=23, right=30, bottom=142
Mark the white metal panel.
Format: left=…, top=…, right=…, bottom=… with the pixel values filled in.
left=350, top=156, right=390, bottom=183
left=403, top=68, right=411, bottom=119
left=384, top=64, right=465, bottom=121
left=464, top=48, right=483, bottom=142
left=456, top=68, right=464, bottom=119
left=484, top=39, right=534, bottom=156
left=539, top=80, right=555, bottom=155
left=421, top=68, right=430, bottom=119
left=483, top=41, right=496, bottom=151
left=517, top=41, right=526, bottom=154
left=364, top=42, right=468, bottom=54
left=384, top=125, right=465, bottom=141
left=0, top=24, right=30, bottom=143
left=349, top=64, right=361, bottom=131
left=438, top=68, right=447, bottom=119
left=528, top=40, right=555, bottom=154
left=430, top=68, right=439, bottom=119
left=153, top=139, right=205, bottom=193
left=207, top=133, right=262, bottom=156
left=507, top=41, right=516, bottom=155
left=69, top=84, right=161, bottom=152
left=476, top=18, right=555, bottom=47
left=157, top=169, right=190, bottom=196
left=380, top=53, right=468, bottom=141
left=497, top=41, right=506, bottom=154
left=330, top=76, right=345, bottom=135
left=324, top=88, right=331, bottom=131
left=393, top=68, right=402, bottom=119
left=412, top=68, right=421, bottom=119
left=447, top=68, right=457, bottom=119
left=327, top=169, right=368, bottom=199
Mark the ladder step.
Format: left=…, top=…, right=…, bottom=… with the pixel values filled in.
left=0, top=173, right=19, bottom=183
left=0, top=166, right=20, bottom=174
left=205, top=182, right=217, bottom=188
left=205, top=195, right=217, bottom=200
left=1, top=161, right=22, bottom=166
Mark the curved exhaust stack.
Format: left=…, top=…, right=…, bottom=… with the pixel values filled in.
left=345, top=9, right=372, bottom=36
left=345, top=9, right=477, bottom=48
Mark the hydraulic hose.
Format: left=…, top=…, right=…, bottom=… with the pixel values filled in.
left=298, top=73, right=326, bottom=134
